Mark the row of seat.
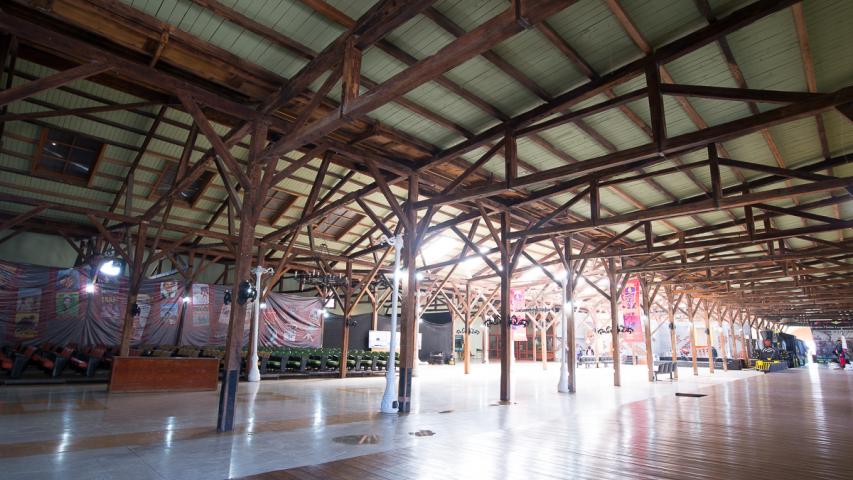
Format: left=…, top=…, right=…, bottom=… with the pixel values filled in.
left=0, top=343, right=112, bottom=379
left=2, top=343, right=400, bottom=380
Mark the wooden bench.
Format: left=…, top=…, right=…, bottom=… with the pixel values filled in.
left=654, top=361, right=677, bottom=381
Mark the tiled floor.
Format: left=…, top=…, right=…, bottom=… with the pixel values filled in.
left=4, top=362, right=845, bottom=479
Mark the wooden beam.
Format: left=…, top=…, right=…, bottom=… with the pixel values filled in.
left=659, top=82, right=827, bottom=104
left=0, top=61, right=108, bottom=107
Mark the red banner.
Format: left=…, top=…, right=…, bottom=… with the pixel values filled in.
left=509, top=288, right=528, bottom=341
left=620, top=277, right=643, bottom=342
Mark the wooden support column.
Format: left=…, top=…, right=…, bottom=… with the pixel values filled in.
left=607, top=258, right=621, bottom=387
left=499, top=211, right=512, bottom=401
left=118, top=224, right=147, bottom=356
left=703, top=300, right=715, bottom=374
left=217, top=122, right=264, bottom=433
left=688, top=296, right=698, bottom=376
left=339, top=260, right=353, bottom=378
left=565, top=235, right=576, bottom=392
left=666, top=287, right=679, bottom=380
left=640, top=277, right=654, bottom=382
left=397, top=174, right=418, bottom=413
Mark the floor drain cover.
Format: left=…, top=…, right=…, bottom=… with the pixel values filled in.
left=409, top=430, right=435, bottom=437
left=438, top=410, right=453, bottom=414
left=332, top=434, right=381, bottom=445
left=675, top=393, right=707, bottom=398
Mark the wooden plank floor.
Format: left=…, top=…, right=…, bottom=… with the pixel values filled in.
left=235, top=368, right=853, bottom=480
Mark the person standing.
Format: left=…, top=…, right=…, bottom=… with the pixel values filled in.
left=833, top=339, right=848, bottom=369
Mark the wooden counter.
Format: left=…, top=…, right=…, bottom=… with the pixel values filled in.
left=109, top=356, right=219, bottom=392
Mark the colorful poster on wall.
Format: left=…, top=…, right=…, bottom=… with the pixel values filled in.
left=16, top=287, right=41, bottom=313
left=132, top=294, right=151, bottom=342
left=218, top=304, right=231, bottom=325
left=100, top=291, right=122, bottom=321
left=192, top=284, right=209, bottom=306
left=56, top=292, right=79, bottom=318
left=56, top=269, right=79, bottom=291
left=192, top=306, right=209, bottom=327
left=14, top=313, right=38, bottom=339
left=160, top=281, right=179, bottom=300
left=160, top=302, right=179, bottom=325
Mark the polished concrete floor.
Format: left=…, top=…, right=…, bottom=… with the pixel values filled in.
left=0, top=362, right=849, bottom=479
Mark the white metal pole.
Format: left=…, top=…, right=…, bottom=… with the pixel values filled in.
left=558, top=281, right=570, bottom=392
left=380, top=234, right=403, bottom=414
left=247, top=266, right=273, bottom=382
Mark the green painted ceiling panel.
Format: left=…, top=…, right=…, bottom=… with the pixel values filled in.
left=536, top=123, right=608, bottom=162
left=725, top=9, right=805, bottom=92
left=545, top=0, right=641, bottom=78
left=490, top=28, right=586, bottom=99
left=803, top=0, right=853, bottom=92
left=443, top=55, right=544, bottom=118
left=619, top=0, right=707, bottom=48
left=432, top=0, right=507, bottom=31
left=822, top=110, right=853, bottom=157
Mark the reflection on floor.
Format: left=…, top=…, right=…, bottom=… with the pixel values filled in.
left=1, top=362, right=849, bottom=479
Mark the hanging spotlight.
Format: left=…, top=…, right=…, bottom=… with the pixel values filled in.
left=237, top=280, right=257, bottom=305
left=260, top=302, right=268, bottom=310
left=182, top=296, right=190, bottom=303
left=85, top=283, right=96, bottom=293
left=223, top=290, right=232, bottom=305
left=99, top=259, right=124, bottom=276
left=131, top=303, right=141, bottom=316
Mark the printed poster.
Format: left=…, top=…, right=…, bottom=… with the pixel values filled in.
left=132, top=294, right=151, bottom=342
left=192, top=284, right=209, bottom=306
left=16, top=287, right=41, bottom=313
left=56, top=292, right=79, bottom=318
left=56, top=269, right=80, bottom=291
left=192, top=306, right=210, bottom=327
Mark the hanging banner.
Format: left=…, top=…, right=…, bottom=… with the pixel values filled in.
left=0, top=259, right=323, bottom=348
left=620, top=277, right=645, bottom=344
left=509, top=288, right=528, bottom=341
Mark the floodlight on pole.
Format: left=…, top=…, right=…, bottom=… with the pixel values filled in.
left=380, top=233, right=403, bottom=414
left=99, top=259, right=123, bottom=276
left=248, top=266, right=274, bottom=383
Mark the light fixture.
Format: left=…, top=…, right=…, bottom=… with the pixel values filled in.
left=237, top=280, right=256, bottom=305
left=223, top=290, right=232, bottom=305
left=85, top=283, right=96, bottom=293
left=260, top=302, right=268, bottom=309
left=182, top=296, right=190, bottom=303
left=319, top=308, right=327, bottom=317
left=99, top=259, right=123, bottom=276
left=477, top=246, right=489, bottom=254
left=131, top=303, right=141, bottom=316
left=415, top=271, right=424, bottom=281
